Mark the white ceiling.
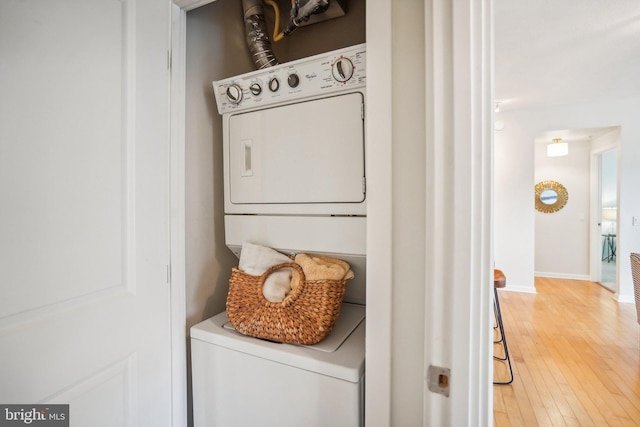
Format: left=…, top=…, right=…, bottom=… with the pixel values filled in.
left=532, top=126, right=619, bottom=144
left=494, top=0, right=640, bottom=113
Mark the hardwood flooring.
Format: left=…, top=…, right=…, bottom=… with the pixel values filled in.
left=493, top=276, right=640, bottom=426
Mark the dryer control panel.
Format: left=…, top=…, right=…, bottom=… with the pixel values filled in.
left=213, top=44, right=366, bottom=115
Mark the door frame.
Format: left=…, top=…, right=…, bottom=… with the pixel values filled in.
left=590, top=145, right=620, bottom=293
left=168, top=0, right=492, bottom=425
left=169, top=3, right=188, bottom=426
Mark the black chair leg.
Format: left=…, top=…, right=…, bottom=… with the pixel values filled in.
left=493, top=288, right=513, bottom=385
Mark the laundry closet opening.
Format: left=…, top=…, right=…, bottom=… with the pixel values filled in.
left=183, top=0, right=366, bottom=425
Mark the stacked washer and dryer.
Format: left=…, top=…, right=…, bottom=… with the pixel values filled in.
left=190, top=44, right=367, bottom=427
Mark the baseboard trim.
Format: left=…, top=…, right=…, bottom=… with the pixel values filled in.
left=535, top=271, right=591, bottom=281
left=617, top=294, right=635, bottom=304
left=500, top=285, right=537, bottom=294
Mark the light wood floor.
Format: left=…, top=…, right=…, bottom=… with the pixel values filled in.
left=493, top=276, right=640, bottom=426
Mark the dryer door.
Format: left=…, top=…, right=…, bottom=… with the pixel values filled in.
left=227, top=92, right=365, bottom=210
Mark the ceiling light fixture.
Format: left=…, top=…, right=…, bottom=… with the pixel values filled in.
left=547, top=137, right=568, bottom=157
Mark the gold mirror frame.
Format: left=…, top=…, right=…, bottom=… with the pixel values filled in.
left=535, top=180, right=568, bottom=213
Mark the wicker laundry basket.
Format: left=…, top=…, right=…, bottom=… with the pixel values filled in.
left=226, top=262, right=350, bottom=345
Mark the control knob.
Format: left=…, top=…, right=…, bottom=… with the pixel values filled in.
left=332, top=57, right=354, bottom=83
left=226, top=84, right=243, bottom=104
left=249, top=82, right=262, bottom=96
left=268, top=77, right=280, bottom=92
left=288, top=73, right=300, bottom=88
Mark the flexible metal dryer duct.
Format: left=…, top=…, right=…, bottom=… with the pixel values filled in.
left=242, top=0, right=279, bottom=69
left=282, top=0, right=330, bottom=37
left=242, top=0, right=333, bottom=70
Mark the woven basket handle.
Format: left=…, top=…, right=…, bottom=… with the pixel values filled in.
left=259, top=262, right=306, bottom=304
left=260, top=262, right=306, bottom=283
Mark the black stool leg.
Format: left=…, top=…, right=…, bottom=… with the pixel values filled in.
left=493, top=299, right=504, bottom=344
left=493, top=287, right=513, bottom=385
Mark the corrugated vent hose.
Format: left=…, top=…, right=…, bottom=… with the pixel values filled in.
left=242, top=0, right=331, bottom=70
left=242, top=0, right=279, bottom=69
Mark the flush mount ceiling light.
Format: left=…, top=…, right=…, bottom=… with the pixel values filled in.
left=547, top=137, right=568, bottom=157
left=602, top=207, right=617, bottom=221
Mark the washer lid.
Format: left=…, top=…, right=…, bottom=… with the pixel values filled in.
left=190, top=303, right=365, bottom=382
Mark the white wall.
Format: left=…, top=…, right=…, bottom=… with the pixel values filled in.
left=494, top=120, right=536, bottom=292
left=494, top=97, right=640, bottom=302
left=534, top=139, right=591, bottom=279
left=184, top=0, right=249, bottom=332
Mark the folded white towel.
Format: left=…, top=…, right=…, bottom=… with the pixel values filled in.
left=238, top=242, right=293, bottom=302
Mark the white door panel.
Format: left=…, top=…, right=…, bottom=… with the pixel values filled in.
left=0, top=0, right=171, bottom=425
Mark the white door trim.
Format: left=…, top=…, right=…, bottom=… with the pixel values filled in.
left=423, top=1, right=493, bottom=425
left=169, top=2, right=189, bottom=427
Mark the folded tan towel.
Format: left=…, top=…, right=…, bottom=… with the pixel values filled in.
left=294, top=253, right=354, bottom=281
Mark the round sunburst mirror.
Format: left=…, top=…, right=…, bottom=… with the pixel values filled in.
left=535, top=180, right=568, bottom=213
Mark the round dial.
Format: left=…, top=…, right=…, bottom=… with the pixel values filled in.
left=332, top=57, right=354, bottom=83
left=287, top=73, right=300, bottom=88
left=226, top=84, right=243, bottom=104
left=268, top=77, right=280, bottom=92
left=249, top=82, right=262, bottom=96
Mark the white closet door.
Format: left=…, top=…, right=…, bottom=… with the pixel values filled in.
left=0, top=0, right=172, bottom=425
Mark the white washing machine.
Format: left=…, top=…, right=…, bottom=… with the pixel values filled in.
left=191, top=44, right=367, bottom=427
left=191, top=303, right=365, bottom=426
